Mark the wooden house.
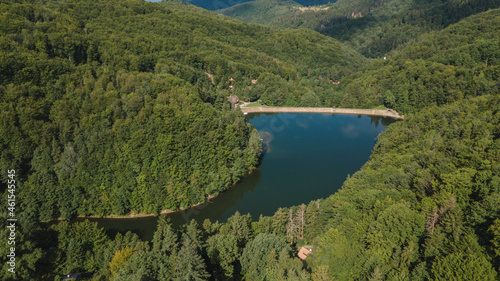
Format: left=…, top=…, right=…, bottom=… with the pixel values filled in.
left=298, top=247, right=313, bottom=261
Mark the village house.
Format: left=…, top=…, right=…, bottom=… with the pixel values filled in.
left=229, top=77, right=235, bottom=90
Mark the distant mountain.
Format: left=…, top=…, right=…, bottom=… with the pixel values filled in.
left=218, top=0, right=304, bottom=24
left=221, top=0, right=500, bottom=57
left=180, top=0, right=335, bottom=11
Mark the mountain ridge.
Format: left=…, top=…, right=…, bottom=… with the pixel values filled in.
left=178, top=0, right=336, bottom=11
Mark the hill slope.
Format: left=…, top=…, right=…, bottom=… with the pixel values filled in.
left=306, top=94, right=500, bottom=280
left=337, top=8, right=500, bottom=113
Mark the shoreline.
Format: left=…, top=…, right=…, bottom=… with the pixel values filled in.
left=240, top=106, right=404, bottom=119
left=70, top=166, right=261, bottom=220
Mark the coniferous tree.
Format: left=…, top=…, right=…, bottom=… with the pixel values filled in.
left=240, top=233, right=290, bottom=279
left=151, top=217, right=178, bottom=280
left=174, top=237, right=210, bottom=281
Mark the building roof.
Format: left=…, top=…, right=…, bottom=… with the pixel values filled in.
left=298, top=247, right=312, bottom=260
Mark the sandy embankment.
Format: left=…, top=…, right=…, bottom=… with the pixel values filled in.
left=240, top=106, right=404, bottom=119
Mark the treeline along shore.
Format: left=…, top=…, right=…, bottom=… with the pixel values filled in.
left=240, top=106, right=405, bottom=119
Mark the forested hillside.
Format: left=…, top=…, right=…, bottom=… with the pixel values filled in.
left=0, top=0, right=365, bottom=221
left=332, top=8, right=500, bottom=113
left=220, top=0, right=500, bottom=112
left=221, top=0, right=500, bottom=58
left=307, top=94, right=500, bottom=280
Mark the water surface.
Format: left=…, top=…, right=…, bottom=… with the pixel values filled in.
left=79, top=113, right=394, bottom=240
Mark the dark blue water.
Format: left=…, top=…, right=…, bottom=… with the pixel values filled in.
left=78, top=113, right=394, bottom=240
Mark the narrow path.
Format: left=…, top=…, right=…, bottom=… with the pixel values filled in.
left=240, top=107, right=404, bottom=119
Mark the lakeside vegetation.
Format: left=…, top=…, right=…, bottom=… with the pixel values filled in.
left=0, top=0, right=499, bottom=280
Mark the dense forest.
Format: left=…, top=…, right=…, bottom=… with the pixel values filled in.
left=1, top=0, right=499, bottom=280
left=221, top=0, right=500, bottom=58
left=332, top=8, right=500, bottom=113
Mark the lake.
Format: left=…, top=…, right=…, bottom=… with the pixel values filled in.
left=77, top=113, right=395, bottom=240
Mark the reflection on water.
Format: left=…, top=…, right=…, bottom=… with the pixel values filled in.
left=79, top=113, right=396, bottom=240
left=168, top=169, right=262, bottom=226
left=259, top=131, right=273, bottom=152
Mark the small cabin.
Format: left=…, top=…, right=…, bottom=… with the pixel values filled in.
left=228, top=95, right=239, bottom=105
left=298, top=247, right=313, bottom=261
left=251, top=79, right=258, bottom=84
